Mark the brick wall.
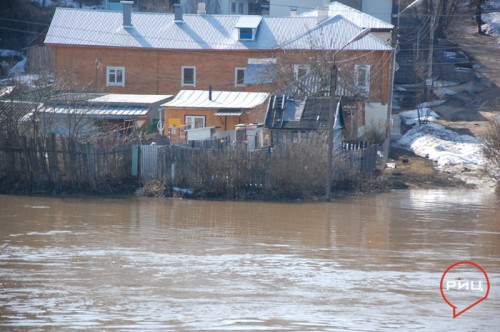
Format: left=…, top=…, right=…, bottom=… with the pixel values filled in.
left=52, top=45, right=392, bottom=105
left=52, top=46, right=279, bottom=95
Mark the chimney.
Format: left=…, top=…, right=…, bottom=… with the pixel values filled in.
left=121, top=1, right=134, bottom=28
left=317, top=6, right=329, bottom=24
left=174, top=3, right=183, bottom=23
left=290, top=7, right=297, bottom=17
left=197, top=2, right=206, bottom=15
left=209, top=86, right=212, bottom=101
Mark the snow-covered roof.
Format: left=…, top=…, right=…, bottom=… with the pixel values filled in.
left=162, top=90, right=269, bottom=109
left=25, top=105, right=149, bottom=119
left=88, top=94, right=172, bottom=105
left=301, top=1, right=393, bottom=30
left=281, top=16, right=389, bottom=50
left=45, top=7, right=391, bottom=51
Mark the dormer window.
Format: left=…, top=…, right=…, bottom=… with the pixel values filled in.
left=239, top=28, right=254, bottom=40
left=235, top=16, right=262, bottom=41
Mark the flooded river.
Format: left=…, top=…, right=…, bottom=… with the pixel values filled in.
left=0, top=189, right=499, bottom=331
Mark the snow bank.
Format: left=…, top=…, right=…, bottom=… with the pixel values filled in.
left=483, top=12, right=500, bottom=37
left=8, top=58, right=26, bottom=76
left=399, top=109, right=440, bottom=126
left=0, top=49, right=23, bottom=57
left=397, top=122, right=483, bottom=169
left=482, top=0, right=500, bottom=37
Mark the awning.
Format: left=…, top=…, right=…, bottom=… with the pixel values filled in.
left=214, top=109, right=243, bottom=116
left=21, top=105, right=149, bottom=120
left=244, top=58, right=277, bottom=85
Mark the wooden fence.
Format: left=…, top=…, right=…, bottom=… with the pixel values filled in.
left=0, top=135, right=133, bottom=189
left=138, top=142, right=380, bottom=197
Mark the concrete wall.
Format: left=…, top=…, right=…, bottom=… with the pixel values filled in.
left=362, top=0, right=392, bottom=24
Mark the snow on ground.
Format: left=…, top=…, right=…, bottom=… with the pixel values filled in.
left=483, top=0, right=500, bottom=37
left=8, top=58, right=26, bottom=76
left=397, top=122, right=483, bottom=169
left=483, top=12, right=500, bottom=36
left=399, top=108, right=440, bottom=126
left=0, top=49, right=23, bottom=58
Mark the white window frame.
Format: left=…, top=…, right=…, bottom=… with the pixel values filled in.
left=239, top=28, right=255, bottom=41
left=354, top=64, right=370, bottom=92
left=235, top=67, right=246, bottom=87
left=185, top=115, right=205, bottom=130
left=293, top=64, right=310, bottom=80
left=106, top=66, right=125, bottom=87
left=181, top=66, right=196, bottom=87
left=230, top=0, right=245, bottom=14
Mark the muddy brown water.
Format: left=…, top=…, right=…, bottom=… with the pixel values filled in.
left=1, top=190, right=499, bottom=331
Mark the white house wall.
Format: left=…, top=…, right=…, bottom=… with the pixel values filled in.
left=270, top=0, right=323, bottom=17
left=364, top=102, right=389, bottom=137
left=271, top=1, right=393, bottom=24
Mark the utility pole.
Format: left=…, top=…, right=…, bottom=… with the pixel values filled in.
left=426, top=0, right=435, bottom=100
left=326, top=63, right=337, bottom=201
left=325, top=27, right=372, bottom=201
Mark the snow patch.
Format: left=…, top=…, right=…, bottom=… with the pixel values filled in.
left=397, top=122, right=483, bottom=169
left=8, top=58, right=26, bottom=76
left=399, top=109, right=440, bottom=126
left=0, top=49, right=23, bottom=58
left=482, top=0, right=500, bottom=37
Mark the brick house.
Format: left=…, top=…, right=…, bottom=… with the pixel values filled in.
left=45, top=1, right=394, bottom=138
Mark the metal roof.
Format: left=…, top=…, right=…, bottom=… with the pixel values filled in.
left=162, top=90, right=269, bottom=109
left=301, top=1, right=394, bottom=30
left=214, top=110, right=244, bottom=116
left=235, top=16, right=262, bottom=29
left=280, top=16, right=390, bottom=51
left=88, top=94, right=172, bottom=105
left=45, top=8, right=391, bottom=51
left=30, top=105, right=149, bottom=119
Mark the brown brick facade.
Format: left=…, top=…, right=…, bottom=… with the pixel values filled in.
left=52, top=46, right=279, bottom=95
left=51, top=45, right=392, bottom=105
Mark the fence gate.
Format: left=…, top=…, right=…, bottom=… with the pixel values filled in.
left=140, top=145, right=159, bottom=181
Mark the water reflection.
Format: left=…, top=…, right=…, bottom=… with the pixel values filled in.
left=0, top=189, right=499, bottom=330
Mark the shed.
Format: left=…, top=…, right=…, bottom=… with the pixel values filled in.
left=162, top=90, right=269, bottom=142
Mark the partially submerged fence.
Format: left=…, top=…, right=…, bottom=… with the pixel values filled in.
left=138, top=141, right=380, bottom=198
left=0, top=135, right=133, bottom=190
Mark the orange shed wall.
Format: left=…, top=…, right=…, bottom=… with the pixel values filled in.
left=164, top=108, right=251, bottom=134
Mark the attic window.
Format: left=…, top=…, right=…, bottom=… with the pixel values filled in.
left=239, top=28, right=254, bottom=40
left=235, top=16, right=262, bottom=41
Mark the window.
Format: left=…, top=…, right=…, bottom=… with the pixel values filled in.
left=106, top=66, right=125, bottom=87
left=231, top=1, right=245, bottom=14
left=185, top=115, right=205, bottom=130
left=239, top=28, right=254, bottom=40
left=182, top=66, right=196, bottom=87
left=293, top=64, right=310, bottom=79
left=354, top=64, right=370, bottom=92
left=235, top=67, right=246, bottom=86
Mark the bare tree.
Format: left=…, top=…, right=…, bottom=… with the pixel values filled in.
left=482, top=115, right=500, bottom=188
